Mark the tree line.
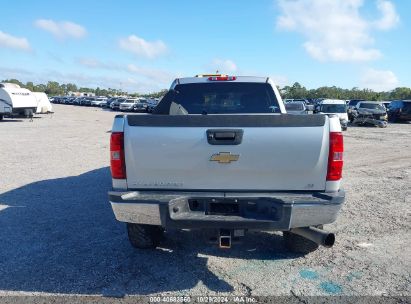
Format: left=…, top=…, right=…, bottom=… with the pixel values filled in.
left=2, top=78, right=411, bottom=100
left=280, top=82, right=411, bottom=100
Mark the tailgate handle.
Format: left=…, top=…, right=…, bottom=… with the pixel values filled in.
left=215, top=132, right=235, bottom=140
left=207, top=129, right=243, bottom=145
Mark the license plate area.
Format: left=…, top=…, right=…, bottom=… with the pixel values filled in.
left=182, top=198, right=283, bottom=221
left=208, top=201, right=240, bottom=216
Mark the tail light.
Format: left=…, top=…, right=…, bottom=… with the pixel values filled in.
left=110, top=132, right=126, bottom=179
left=326, top=132, right=344, bottom=181
left=208, top=76, right=237, bottom=81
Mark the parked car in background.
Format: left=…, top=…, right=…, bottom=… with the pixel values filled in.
left=146, top=99, right=159, bottom=113
left=347, top=99, right=365, bottom=122
left=387, top=100, right=411, bottom=122
left=284, top=98, right=309, bottom=105
left=132, top=98, right=149, bottom=112
left=352, top=101, right=388, bottom=127
left=73, top=97, right=82, bottom=105
left=119, top=98, right=140, bottom=112
left=110, top=98, right=125, bottom=110
left=347, top=99, right=365, bottom=110
left=293, top=98, right=309, bottom=105
left=81, top=97, right=93, bottom=106
left=383, top=101, right=391, bottom=110
left=91, top=97, right=108, bottom=107
left=103, top=97, right=116, bottom=108
left=284, top=101, right=307, bottom=114
left=315, top=99, right=348, bottom=131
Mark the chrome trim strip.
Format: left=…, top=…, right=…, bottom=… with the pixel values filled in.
left=110, top=202, right=161, bottom=225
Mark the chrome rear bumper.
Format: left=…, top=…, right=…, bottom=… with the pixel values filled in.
left=109, top=190, right=345, bottom=230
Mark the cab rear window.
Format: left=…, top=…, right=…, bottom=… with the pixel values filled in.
left=285, top=102, right=304, bottom=111
left=154, top=82, right=280, bottom=114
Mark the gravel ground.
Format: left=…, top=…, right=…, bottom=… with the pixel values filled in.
left=0, top=104, right=410, bottom=302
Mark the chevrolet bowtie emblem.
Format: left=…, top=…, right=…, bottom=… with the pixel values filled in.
left=210, top=152, right=240, bottom=164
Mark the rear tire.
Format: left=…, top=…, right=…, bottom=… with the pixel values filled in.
left=127, top=223, right=164, bottom=249
left=0, top=114, right=3, bottom=121
left=283, top=225, right=323, bottom=254
left=378, top=121, right=388, bottom=128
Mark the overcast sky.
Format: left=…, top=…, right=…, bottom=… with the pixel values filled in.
left=0, top=0, right=409, bottom=93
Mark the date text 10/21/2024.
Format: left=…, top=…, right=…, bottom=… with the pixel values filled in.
left=149, top=296, right=258, bottom=303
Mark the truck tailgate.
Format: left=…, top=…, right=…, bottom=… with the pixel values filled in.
left=123, top=114, right=329, bottom=191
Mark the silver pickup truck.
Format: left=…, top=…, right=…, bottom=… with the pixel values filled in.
left=108, top=75, right=345, bottom=253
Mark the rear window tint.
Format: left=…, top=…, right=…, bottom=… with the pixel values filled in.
left=154, top=82, right=280, bottom=114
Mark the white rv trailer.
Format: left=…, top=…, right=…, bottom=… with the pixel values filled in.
left=33, top=92, right=53, bottom=113
left=0, top=83, right=38, bottom=120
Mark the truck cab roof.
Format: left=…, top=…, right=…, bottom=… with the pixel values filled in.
left=174, top=75, right=269, bottom=87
